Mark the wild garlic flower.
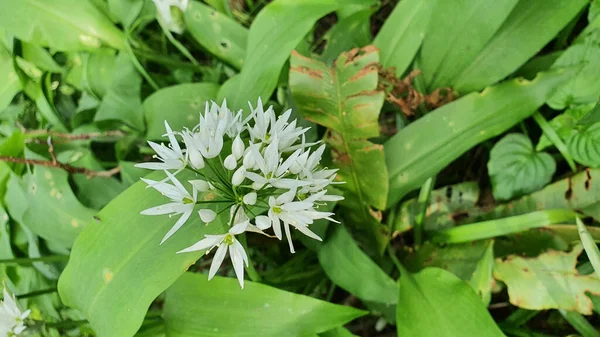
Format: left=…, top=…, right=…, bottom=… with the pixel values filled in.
left=138, top=99, right=343, bottom=287
left=0, top=287, right=30, bottom=336
left=153, top=0, right=188, bottom=34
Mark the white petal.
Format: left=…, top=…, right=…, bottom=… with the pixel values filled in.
left=224, top=154, right=237, bottom=170
left=282, top=201, right=312, bottom=212
left=188, top=148, right=205, bottom=169
left=140, top=202, right=180, bottom=215
left=243, top=192, right=257, bottom=205
left=198, top=209, right=217, bottom=223
left=232, top=166, right=246, bottom=186
left=135, top=162, right=171, bottom=170
left=160, top=211, right=192, bottom=244
left=164, top=120, right=182, bottom=154
left=284, top=223, right=295, bottom=253
left=208, top=244, right=228, bottom=280
left=270, top=214, right=282, bottom=240
left=189, top=179, right=210, bottom=192
left=294, top=224, right=323, bottom=241
left=232, top=135, right=245, bottom=159
left=255, top=215, right=271, bottom=230
left=229, top=221, right=249, bottom=235
left=229, top=242, right=246, bottom=288
left=177, top=235, right=223, bottom=253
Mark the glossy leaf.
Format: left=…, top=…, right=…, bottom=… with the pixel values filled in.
left=0, top=0, right=126, bottom=51
left=290, top=46, right=388, bottom=252
left=567, top=123, right=600, bottom=167
left=185, top=1, right=248, bottom=69
left=396, top=267, right=506, bottom=337
left=163, top=273, right=366, bottom=337
left=452, top=0, right=587, bottom=93
left=494, top=245, right=600, bottom=315
left=143, top=83, right=219, bottom=139
left=318, top=225, right=396, bottom=304
left=58, top=171, right=228, bottom=337
left=419, top=0, right=518, bottom=89
left=94, top=52, right=144, bottom=130
left=218, top=0, right=340, bottom=111
left=385, top=68, right=573, bottom=207
left=488, top=133, right=556, bottom=201
left=373, top=0, right=435, bottom=76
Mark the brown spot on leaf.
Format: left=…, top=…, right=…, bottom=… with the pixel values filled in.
left=348, top=62, right=378, bottom=82
left=585, top=169, right=592, bottom=190
left=565, top=177, right=573, bottom=200
left=289, top=66, right=323, bottom=79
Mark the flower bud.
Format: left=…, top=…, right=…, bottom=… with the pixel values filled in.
left=188, top=148, right=205, bottom=169
left=224, top=154, right=237, bottom=170
left=243, top=151, right=255, bottom=169
left=189, top=179, right=211, bottom=192
left=198, top=209, right=216, bottom=223
left=243, top=192, right=257, bottom=205
left=232, top=135, right=245, bottom=160
left=232, top=166, right=246, bottom=186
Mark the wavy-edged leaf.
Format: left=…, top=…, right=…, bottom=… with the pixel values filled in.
left=58, top=171, right=228, bottom=337
left=373, top=0, right=436, bottom=76
left=488, top=133, right=556, bottom=201
left=290, top=46, right=388, bottom=252
left=397, top=267, right=506, bottom=337
left=143, top=83, right=219, bottom=139
left=494, top=245, right=600, bottom=315
left=163, top=273, right=366, bottom=337
left=185, top=1, right=248, bottom=69
left=218, top=0, right=341, bottom=111
left=419, top=0, right=518, bottom=89
left=318, top=225, right=396, bottom=305
left=568, top=123, right=600, bottom=167
left=385, top=68, right=573, bottom=207
left=0, top=0, right=126, bottom=51
left=452, top=0, right=587, bottom=93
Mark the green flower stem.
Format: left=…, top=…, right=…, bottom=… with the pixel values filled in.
left=16, top=287, right=57, bottom=299
left=0, top=255, right=68, bottom=265
left=125, top=38, right=160, bottom=91
left=239, top=234, right=262, bottom=282
left=158, top=21, right=201, bottom=66
left=532, top=111, right=577, bottom=172
left=414, top=176, right=435, bottom=246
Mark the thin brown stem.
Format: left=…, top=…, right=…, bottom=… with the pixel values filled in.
left=0, top=156, right=120, bottom=178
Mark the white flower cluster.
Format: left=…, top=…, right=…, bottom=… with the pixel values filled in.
left=137, top=99, right=342, bottom=288
left=153, top=0, right=188, bottom=34
left=0, top=287, right=30, bottom=336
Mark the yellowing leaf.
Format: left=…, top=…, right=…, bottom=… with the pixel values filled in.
left=494, top=244, right=600, bottom=315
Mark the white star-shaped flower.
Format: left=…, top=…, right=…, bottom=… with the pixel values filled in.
left=136, top=121, right=185, bottom=171
left=0, top=287, right=30, bottom=336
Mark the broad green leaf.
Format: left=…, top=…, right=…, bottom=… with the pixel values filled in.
left=163, top=273, right=366, bottom=337
left=321, top=10, right=372, bottom=64
left=469, top=240, right=495, bottom=305
left=143, top=83, right=219, bottom=139
left=577, top=216, right=600, bottom=280
left=536, top=104, right=593, bottom=151
left=218, top=0, right=340, bottom=111
left=431, top=210, right=575, bottom=244
left=21, top=42, right=63, bottom=73
left=185, top=1, right=248, bottom=69
left=0, top=0, right=126, bottom=51
left=385, top=69, right=573, bottom=207
left=419, top=0, right=518, bottom=89
left=567, top=124, right=600, bottom=167
left=578, top=101, right=600, bottom=127
left=94, top=52, right=144, bottom=130
left=87, top=50, right=117, bottom=99
left=488, top=133, right=556, bottom=201
left=320, top=327, right=359, bottom=337
left=108, top=0, right=144, bottom=27
left=559, top=310, right=600, bottom=337
left=373, top=0, right=435, bottom=76
left=396, top=267, right=506, bottom=337
left=532, top=111, right=576, bottom=172
left=0, top=48, right=21, bottom=112
left=452, top=0, right=587, bottom=93
left=290, top=46, right=388, bottom=252
left=8, top=151, right=96, bottom=248
left=58, top=171, right=227, bottom=337
left=318, top=226, right=396, bottom=304
left=548, top=44, right=600, bottom=110
left=494, top=245, right=600, bottom=315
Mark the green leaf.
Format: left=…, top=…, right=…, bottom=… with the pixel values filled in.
left=577, top=216, right=600, bottom=280
left=58, top=171, right=227, bottom=337
left=532, top=111, right=576, bottom=172
left=143, top=83, right=219, bottom=139
left=320, top=327, right=359, bottom=337
left=578, top=101, right=600, bottom=127
left=385, top=68, right=573, bottom=207
left=548, top=44, right=600, bottom=110
left=488, top=133, right=556, bottom=201
left=0, top=0, right=126, bottom=51
left=452, top=0, right=587, bottom=93
left=568, top=123, right=600, bottom=167
left=396, top=267, right=506, bottom=337
left=21, top=42, right=63, bottom=73
left=559, top=310, right=600, bottom=337
left=536, top=104, right=593, bottom=151
left=108, top=0, right=143, bottom=28
left=218, top=0, right=340, bottom=111
left=94, top=52, right=144, bottom=130
left=431, top=210, right=575, bottom=244
left=373, top=0, right=435, bottom=76
left=87, top=50, right=116, bottom=98
left=318, top=225, right=397, bottom=305
left=185, top=0, right=248, bottom=69
left=163, top=273, right=366, bottom=337
left=494, top=245, right=600, bottom=315
left=321, top=10, right=372, bottom=65
left=290, top=46, right=388, bottom=252
left=419, top=0, right=518, bottom=89
left=0, top=49, right=21, bottom=112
